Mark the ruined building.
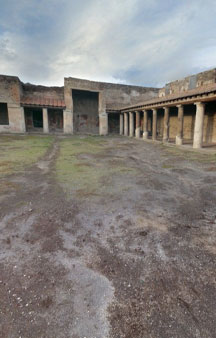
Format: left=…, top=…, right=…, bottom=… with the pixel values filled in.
left=0, top=68, right=216, bottom=148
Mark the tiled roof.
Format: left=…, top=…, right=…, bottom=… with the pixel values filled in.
left=121, top=83, right=216, bottom=111
left=21, top=96, right=66, bottom=108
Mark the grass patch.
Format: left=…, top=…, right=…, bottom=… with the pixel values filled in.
left=0, top=135, right=54, bottom=177
left=56, top=136, right=138, bottom=197
left=162, top=164, right=175, bottom=169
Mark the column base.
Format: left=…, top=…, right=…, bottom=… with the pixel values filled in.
left=163, top=138, right=169, bottom=143
left=176, top=136, right=183, bottom=145
left=193, top=142, right=202, bottom=149
left=135, top=128, right=140, bottom=138
left=143, top=131, right=148, bottom=140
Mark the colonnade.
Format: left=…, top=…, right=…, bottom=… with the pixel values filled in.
left=120, top=102, right=206, bottom=149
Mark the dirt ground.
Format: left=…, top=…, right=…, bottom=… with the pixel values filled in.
left=0, top=134, right=216, bottom=338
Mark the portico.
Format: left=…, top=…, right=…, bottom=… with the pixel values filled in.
left=120, top=83, right=216, bottom=149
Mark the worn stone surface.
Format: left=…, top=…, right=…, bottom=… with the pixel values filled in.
left=43, top=108, right=49, bottom=133
left=193, top=102, right=205, bottom=148
left=152, top=109, right=157, bottom=140
left=0, top=75, right=25, bottom=133
left=119, top=114, right=124, bottom=135
left=129, top=112, right=134, bottom=137
left=124, top=113, right=129, bottom=136
left=63, top=110, right=73, bottom=134
left=159, top=68, right=216, bottom=97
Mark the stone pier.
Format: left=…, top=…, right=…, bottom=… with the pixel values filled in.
left=176, top=105, right=184, bottom=145
left=43, top=108, right=49, bottom=133
left=152, top=109, right=157, bottom=141
left=163, top=107, right=169, bottom=142
left=135, top=111, right=141, bottom=138
left=63, top=110, right=73, bottom=134
left=193, top=102, right=205, bottom=149
left=120, top=114, right=124, bottom=135
left=124, top=113, right=129, bottom=136
left=143, top=110, right=148, bottom=139
left=129, top=112, right=134, bottom=137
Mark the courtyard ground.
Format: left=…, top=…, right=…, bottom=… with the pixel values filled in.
left=0, top=134, right=216, bottom=338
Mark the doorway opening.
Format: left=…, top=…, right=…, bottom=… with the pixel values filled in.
left=24, top=108, right=43, bottom=131
left=73, top=89, right=99, bottom=134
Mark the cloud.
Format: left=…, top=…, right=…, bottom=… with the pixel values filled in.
left=0, top=0, right=216, bottom=87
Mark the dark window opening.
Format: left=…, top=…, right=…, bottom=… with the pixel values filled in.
left=0, top=103, right=9, bottom=125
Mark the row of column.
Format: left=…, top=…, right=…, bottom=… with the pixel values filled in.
left=120, top=102, right=205, bottom=149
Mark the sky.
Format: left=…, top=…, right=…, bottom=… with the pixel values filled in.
left=0, top=0, right=216, bottom=87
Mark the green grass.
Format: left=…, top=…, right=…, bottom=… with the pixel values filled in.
left=56, top=136, right=137, bottom=197
left=0, top=135, right=53, bottom=177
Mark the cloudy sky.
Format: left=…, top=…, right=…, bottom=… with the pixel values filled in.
left=0, top=0, right=216, bottom=87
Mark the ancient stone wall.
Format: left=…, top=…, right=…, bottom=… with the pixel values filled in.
left=0, top=75, right=25, bottom=133
left=64, top=77, right=159, bottom=110
left=21, top=83, right=64, bottom=100
left=159, top=69, right=216, bottom=97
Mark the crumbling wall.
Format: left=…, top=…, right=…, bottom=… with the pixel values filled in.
left=22, top=83, right=64, bottom=100
left=0, top=75, right=25, bottom=133
left=101, top=83, right=159, bottom=110
left=65, top=77, right=159, bottom=111
left=159, top=69, right=216, bottom=97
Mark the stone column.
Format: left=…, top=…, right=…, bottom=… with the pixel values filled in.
left=120, top=114, right=124, bottom=135
left=152, top=109, right=157, bottom=141
left=193, top=102, right=205, bottom=149
left=63, top=110, right=73, bottom=134
left=64, top=85, right=74, bottom=134
left=99, top=113, right=108, bottom=135
left=129, top=112, right=134, bottom=137
left=135, top=111, right=141, bottom=138
left=176, top=105, right=184, bottom=145
left=143, top=110, right=148, bottom=139
left=43, top=108, right=49, bottom=133
left=20, top=107, right=26, bottom=133
left=99, top=92, right=108, bottom=135
left=124, top=113, right=128, bottom=136
left=163, top=107, right=169, bottom=142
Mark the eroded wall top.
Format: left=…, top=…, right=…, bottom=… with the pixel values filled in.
left=64, top=77, right=159, bottom=110
left=0, top=75, right=22, bottom=105
left=159, top=68, right=216, bottom=97
left=21, top=83, right=64, bottom=100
